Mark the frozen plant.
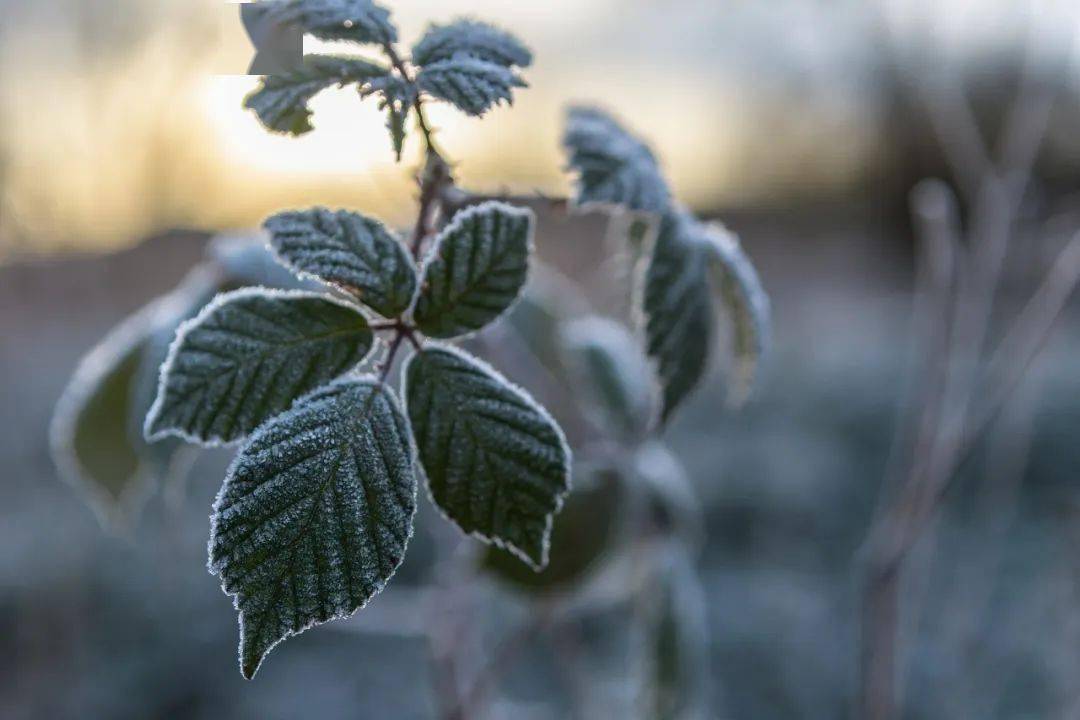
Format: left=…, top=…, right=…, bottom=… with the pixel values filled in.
left=51, top=0, right=771, bottom=681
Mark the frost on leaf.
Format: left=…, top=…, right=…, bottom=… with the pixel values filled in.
left=50, top=268, right=219, bottom=530
left=359, top=75, right=417, bottom=161
left=261, top=0, right=397, bottom=44
left=413, top=201, right=534, bottom=339
left=417, top=56, right=526, bottom=117
left=209, top=377, right=416, bottom=679
left=404, top=345, right=571, bottom=569
left=702, top=224, right=771, bottom=407
left=264, top=207, right=417, bottom=317
left=562, top=316, right=653, bottom=443
left=562, top=106, right=670, bottom=213
left=643, top=211, right=715, bottom=425
left=412, top=20, right=532, bottom=69
left=146, top=289, right=375, bottom=445
left=245, top=54, right=389, bottom=135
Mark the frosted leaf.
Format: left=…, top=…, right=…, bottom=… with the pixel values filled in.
left=244, top=54, right=389, bottom=135
left=50, top=267, right=219, bottom=531
left=562, top=316, right=653, bottom=443
left=643, top=211, right=714, bottom=425
left=261, top=0, right=397, bottom=44
left=417, top=56, right=526, bottom=117
left=702, top=224, right=771, bottom=407
left=146, top=289, right=375, bottom=445
left=209, top=377, right=416, bottom=678
left=403, top=345, right=571, bottom=569
left=413, top=202, right=533, bottom=339
left=563, top=106, right=670, bottom=213
left=481, top=461, right=622, bottom=593
left=633, top=442, right=702, bottom=547
left=412, top=20, right=532, bottom=69
left=264, top=207, right=417, bottom=318
left=643, top=547, right=711, bottom=720
left=359, top=75, right=417, bottom=161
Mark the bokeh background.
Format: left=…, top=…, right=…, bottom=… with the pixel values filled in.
left=5, top=1, right=1080, bottom=718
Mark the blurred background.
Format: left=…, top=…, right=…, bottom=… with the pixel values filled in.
left=5, top=0, right=1080, bottom=718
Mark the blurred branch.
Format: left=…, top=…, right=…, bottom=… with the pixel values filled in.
left=858, top=21, right=1076, bottom=718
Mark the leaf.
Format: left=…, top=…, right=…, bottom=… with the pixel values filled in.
left=417, top=56, right=526, bottom=117
left=644, top=547, right=710, bottom=720
left=359, top=75, right=416, bottom=162
left=563, top=106, right=670, bottom=213
left=209, top=377, right=416, bottom=679
left=412, top=20, right=532, bottom=69
left=262, top=0, right=397, bottom=44
left=51, top=303, right=160, bottom=531
left=481, top=461, right=622, bottom=592
left=413, top=201, right=534, bottom=339
left=643, top=211, right=715, bottom=425
left=244, top=54, right=389, bottom=135
left=146, top=289, right=375, bottom=445
left=403, top=345, right=571, bottom=569
left=702, top=224, right=770, bottom=407
left=562, top=316, right=653, bottom=442
left=264, top=207, right=417, bottom=318
left=633, top=442, right=702, bottom=547
left=50, top=268, right=221, bottom=530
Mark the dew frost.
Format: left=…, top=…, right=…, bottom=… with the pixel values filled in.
left=403, top=344, right=571, bottom=570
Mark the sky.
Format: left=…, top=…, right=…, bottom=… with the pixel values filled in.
left=0, top=0, right=1078, bottom=256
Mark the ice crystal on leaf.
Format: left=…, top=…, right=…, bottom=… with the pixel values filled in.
left=563, top=106, right=670, bottom=213
left=245, top=54, right=389, bottom=135
left=146, top=289, right=375, bottom=445
left=403, top=345, right=571, bottom=569
left=413, top=202, right=534, bottom=338
left=643, top=212, right=715, bottom=424
left=702, top=223, right=771, bottom=407
left=412, top=20, right=532, bottom=69
left=417, top=56, right=526, bottom=117
left=261, top=0, right=397, bottom=44
left=264, top=207, right=418, bottom=318
left=209, top=377, right=416, bottom=679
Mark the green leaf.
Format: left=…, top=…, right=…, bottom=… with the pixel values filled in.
left=264, top=207, right=417, bottom=317
left=417, top=56, right=526, bottom=117
left=481, top=461, right=621, bottom=592
left=412, top=20, right=532, bottom=69
left=50, top=268, right=220, bottom=530
left=244, top=54, right=389, bottom=135
left=562, top=316, right=653, bottom=442
left=146, top=289, right=374, bottom=445
left=403, top=346, right=571, bottom=569
left=562, top=106, right=670, bottom=213
left=51, top=303, right=159, bottom=530
left=702, top=224, right=770, bottom=407
left=643, top=211, right=715, bottom=425
left=645, top=547, right=710, bottom=720
left=359, top=76, right=416, bottom=162
left=209, top=377, right=416, bottom=679
left=413, top=201, right=534, bottom=339
left=262, top=0, right=397, bottom=44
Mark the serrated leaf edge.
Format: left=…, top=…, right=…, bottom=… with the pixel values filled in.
left=401, top=342, right=572, bottom=571
left=143, top=287, right=374, bottom=448
left=263, top=211, right=419, bottom=319
left=207, top=376, right=418, bottom=679
left=413, top=200, right=536, bottom=340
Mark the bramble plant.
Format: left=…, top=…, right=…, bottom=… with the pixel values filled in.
left=51, top=0, right=770, bottom=681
